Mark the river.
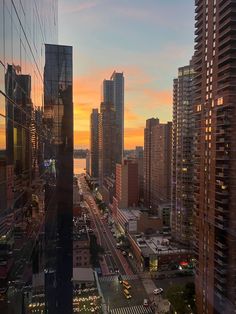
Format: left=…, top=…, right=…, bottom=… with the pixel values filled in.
left=74, top=158, right=86, bottom=175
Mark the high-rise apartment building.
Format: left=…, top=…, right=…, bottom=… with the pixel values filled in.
left=44, top=44, right=73, bottom=314
left=194, top=1, right=236, bottom=313
left=116, top=160, right=139, bottom=208
left=172, top=62, right=195, bottom=246
left=98, top=102, right=117, bottom=183
left=144, top=118, right=172, bottom=211
left=0, top=1, right=58, bottom=312
left=135, top=146, right=144, bottom=200
left=90, top=109, right=99, bottom=178
left=102, top=71, right=124, bottom=164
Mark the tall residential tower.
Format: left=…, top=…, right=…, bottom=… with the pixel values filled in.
left=172, top=61, right=195, bottom=246
left=194, top=1, right=236, bottom=313
left=144, top=118, right=172, bottom=211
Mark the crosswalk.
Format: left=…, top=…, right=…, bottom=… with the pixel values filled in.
left=110, top=305, right=153, bottom=314
left=99, top=274, right=139, bottom=282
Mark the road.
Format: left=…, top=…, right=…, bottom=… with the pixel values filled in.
left=78, top=176, right=133, bottom=276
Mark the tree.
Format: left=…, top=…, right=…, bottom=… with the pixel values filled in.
left=166, top=285, right=186, bottom=314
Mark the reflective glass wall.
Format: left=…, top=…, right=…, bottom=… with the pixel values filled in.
left=0, top=0, right=58, bottom=313
left=44, top=44, right=73, bottom=314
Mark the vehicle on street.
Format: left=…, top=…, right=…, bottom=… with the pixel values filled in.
left=128, top=252, right=133, bottom=259
left=123, top=289, right=131, bottom=299
left=143, top=299, right=149, bottom=307
left=122, top=251, right=127, bottom=256
left=122, top=281, right=131, bottom=289
left=153, top=288, right=163, bottom=295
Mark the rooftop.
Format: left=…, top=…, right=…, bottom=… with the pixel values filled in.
left=131, top=234, right=191, bottom=256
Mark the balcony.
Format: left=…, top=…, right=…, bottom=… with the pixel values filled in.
left=215, top=258, right=226, bottom=267
left=216, top=197, right=229, bottom=205
left=215, top=273, right=227, bottom=284
left=215, top=241, right=226, bottom=250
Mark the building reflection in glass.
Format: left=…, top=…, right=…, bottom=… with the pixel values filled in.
left=0, top=0, right=58, bottom=313
left=43, top=44, right=73, bottom=314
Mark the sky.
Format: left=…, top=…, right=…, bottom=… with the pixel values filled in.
left=58, top=0, right=195, bottom=149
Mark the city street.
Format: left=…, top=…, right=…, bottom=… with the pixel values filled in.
left=79, top=176, right=133, bottom=276
left=100, top=277, right=149, bottom=311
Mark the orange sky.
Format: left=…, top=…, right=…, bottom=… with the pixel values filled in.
left=73, top=66, right=173, bottom=150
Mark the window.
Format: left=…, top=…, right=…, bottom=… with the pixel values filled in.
left=217, top=97, right=223, bottom=106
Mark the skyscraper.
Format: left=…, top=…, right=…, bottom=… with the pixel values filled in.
left=98, top=102, right=117, bottom=183
left=44, top=44, right=73, bottom=314
left=102, top=71, right=124, bottom=164
left=90, top=108, right=99, bottom=178
left=144, top=118, right=172, bottom=211
left=172, top=61, right=195, bottom=246
left=0, top=0, right=58, bottom=311
left=194, top=1, right=236, bottom=313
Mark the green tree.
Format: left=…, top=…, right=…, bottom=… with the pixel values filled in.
left=166, top=285, right=186, bottom=314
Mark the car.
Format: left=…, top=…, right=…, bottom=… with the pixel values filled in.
left=128, top=252, right=133, bottom=259
left=122, top=281, right=131, bottom=289
left=123, top=289, right=131, bottom=299
left=122, top=251, right=127, bottom=256
left=153, top=288, right=163, bottom=295
left=143, top=299, right=149, bottom=307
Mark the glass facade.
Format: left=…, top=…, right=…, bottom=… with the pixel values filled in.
left=0, top=0, right=59, bottom=313
left=44, top=44, right=73, bottom=314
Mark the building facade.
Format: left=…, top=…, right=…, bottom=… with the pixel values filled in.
left=44, top=44, right=73, bottom=314
left=144, top=118, right=172, bottom=212
left=135, top=146, right=144, bottom=200
left=0, top=0, right=58, bottom=312
left=194, top=1, right=236, bottom=313
left=90, top=108, right=99, bottom=178
left=171, top=62, right=195, bottom=246
left=98, top=102, right=117, bottom=183
left=116, top=160, right=139, bottom=208
left=102, top=71, right=124, bottom=164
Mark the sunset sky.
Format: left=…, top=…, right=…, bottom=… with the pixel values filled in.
left=58, top=0, right=194, bottom=149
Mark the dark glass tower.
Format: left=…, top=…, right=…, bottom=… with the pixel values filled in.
left=0, top=1, right=58, bottom=313
left=44, top=44, right=73, bottom=314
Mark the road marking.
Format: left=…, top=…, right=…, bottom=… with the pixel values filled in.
left=99, top=274, right=139, bottom=282
left=110, top=305, right=153, bottom=314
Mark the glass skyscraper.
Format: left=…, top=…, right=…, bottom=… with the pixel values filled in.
left=44, top=44, right=73, bottom=314
left=0, top=1, right=74, bottom=313
left=102, top=71, right=124, bottom=165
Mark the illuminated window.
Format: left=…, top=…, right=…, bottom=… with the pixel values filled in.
left=217, top=97, right=223, bottom=106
